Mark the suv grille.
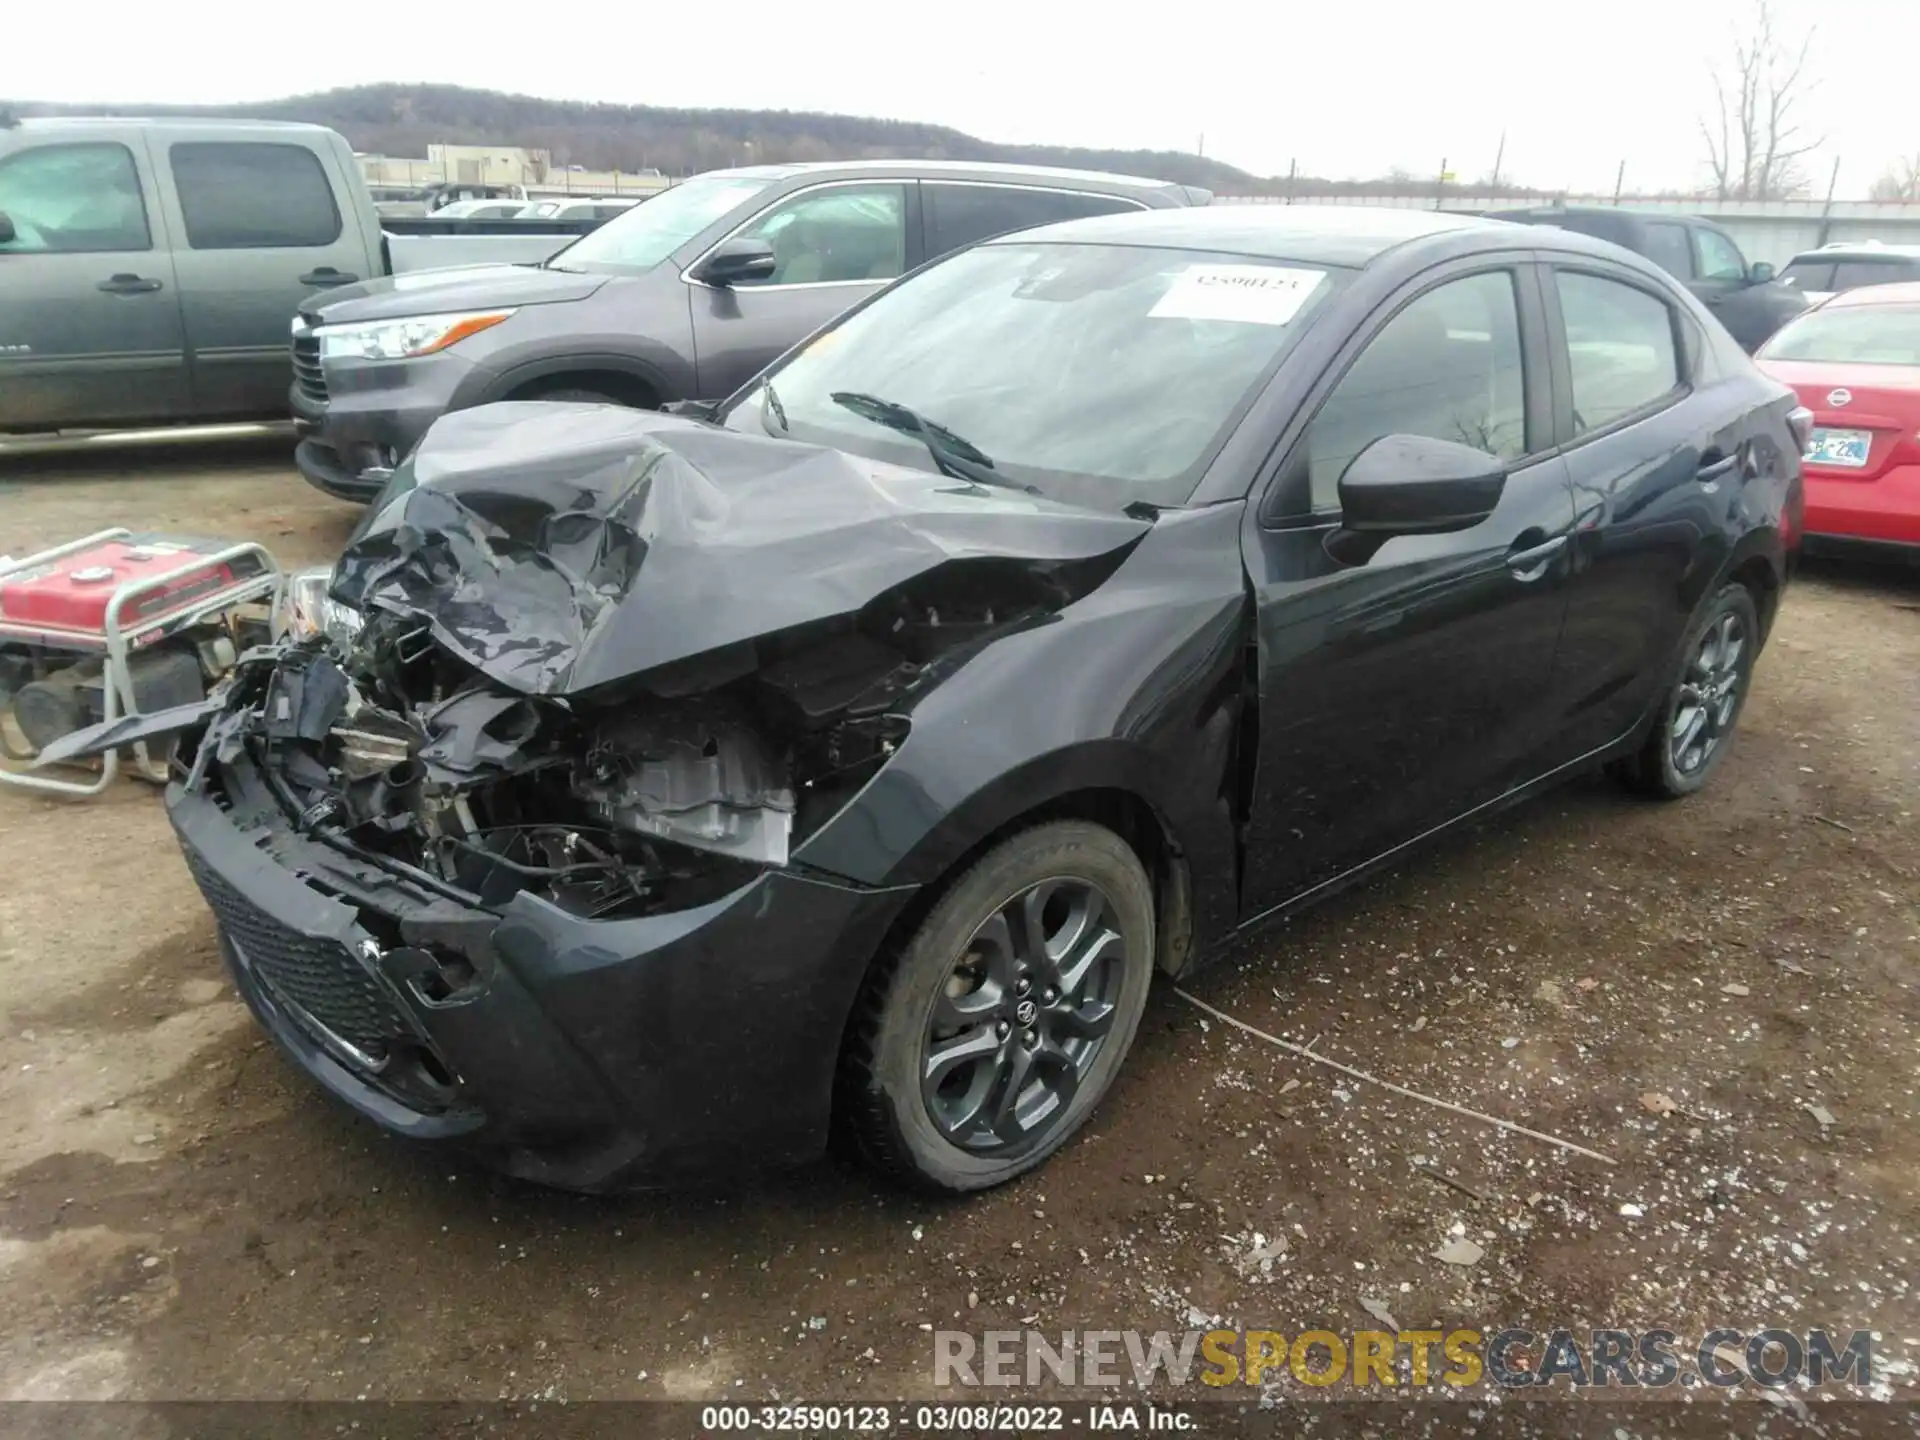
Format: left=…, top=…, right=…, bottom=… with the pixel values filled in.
left=291, top=331, right=328, bottom=407
left=186, top=852, right=410, bottom=1066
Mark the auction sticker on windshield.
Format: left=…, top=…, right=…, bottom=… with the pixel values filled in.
left=1149, top=264, right=1324, bottom=325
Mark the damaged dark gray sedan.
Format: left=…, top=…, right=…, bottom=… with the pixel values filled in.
left=80, top=206, right=1804, bottom=1193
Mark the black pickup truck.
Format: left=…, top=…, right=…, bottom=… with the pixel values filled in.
left=1490, top=204, right=1806, bottom=351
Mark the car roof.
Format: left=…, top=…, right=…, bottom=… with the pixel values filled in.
left=703, top=158, right=1195, bottom=196
left=14, top=115, right=335, bottom=136
left=1821, top=280, right=1920, bottom=309
left=978, top=203, right=1547, bottom=268
left=1789, top=243, right=1920, bottom=261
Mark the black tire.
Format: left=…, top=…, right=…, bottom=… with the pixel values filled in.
left=1616, top=581, right=1760, bottom=799
left=523, top=386, right=631, bottom=407
left=841, top=821, right=1156, bottom=1194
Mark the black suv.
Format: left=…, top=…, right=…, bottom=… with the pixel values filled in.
left=1490, top=205, right=1805, bottom=351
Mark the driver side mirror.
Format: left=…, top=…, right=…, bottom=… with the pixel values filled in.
left=1337, top=434, right=1508, bottom=536
left=1748, top=260, right=1776, bottom=284
left=0, top=212, right=15, bottom=245
left=691, top=236, right=777, bottom=287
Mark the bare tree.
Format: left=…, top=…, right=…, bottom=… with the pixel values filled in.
left=1868, top=154, right=1920, bottom=202
left=1700, top=0, right=1822, bottom=201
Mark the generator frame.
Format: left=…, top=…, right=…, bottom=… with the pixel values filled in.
left=0, top=529, right=283, bottom=797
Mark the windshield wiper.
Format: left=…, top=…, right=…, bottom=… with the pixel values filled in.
left=829, top=391, right=1037, bottom=494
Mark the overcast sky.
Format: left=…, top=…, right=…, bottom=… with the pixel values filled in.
left=6, top=0, right=1915, bottom=195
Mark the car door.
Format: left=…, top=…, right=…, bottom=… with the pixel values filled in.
left=157, top=136, right=370, bottom=420
left=1541, top=260, right=1736, bottom=760
left=0, top=136, right=188, bottom=431
left=686, top=181, right=914, bottom=400
left=1238, top=259, right=1576, bottom=918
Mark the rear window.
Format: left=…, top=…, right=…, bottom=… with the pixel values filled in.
left=925, top=183, right=1142, bottom=257
left=170, top=142, right=342, bottom=249
left=1759, top=304, right=1920, bottom=365
left=1832, top=259, right=1920, bottom=290
left=1639, top=222, right=1694, bottom=279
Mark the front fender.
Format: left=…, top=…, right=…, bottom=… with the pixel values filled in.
left=791, top=504, right=1252, bottom=951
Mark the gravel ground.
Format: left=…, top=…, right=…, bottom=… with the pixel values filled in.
left=1, top=441, right=1917, bottom=1429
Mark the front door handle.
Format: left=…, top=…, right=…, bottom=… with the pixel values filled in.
left=98, top=273, right=162, bottom=295
left=299, top=267, right=359, bottom=287
left=1697, top=451, right=1739, bottom=483
left=1505, top=534, right=1568, bottom=579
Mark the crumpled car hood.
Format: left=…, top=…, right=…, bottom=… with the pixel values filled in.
left=331, top=402, right=1151, bottom=697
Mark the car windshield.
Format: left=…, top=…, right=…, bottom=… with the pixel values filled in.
left=1760, top=304, right=1920, bottom=365
left=723, top=241, right=1346, bottom=510
left=545, top=176, right=769, bottom=272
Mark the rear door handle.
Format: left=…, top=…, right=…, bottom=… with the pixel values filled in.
left=298, top=268, right=359, bottom=287
left=1505, top=534, right=1568, bottom=579
left=97, top=273, right=162, bottom=295
left=1697, top=451, right=1739, bottom=483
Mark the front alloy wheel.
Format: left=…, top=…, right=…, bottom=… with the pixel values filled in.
left=842, top=820, right=1156, bottom=1193
left=922, top=878, right=1125, bottom=1154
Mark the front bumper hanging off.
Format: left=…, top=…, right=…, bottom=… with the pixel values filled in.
left=169, top=752, right=916, bottom=1191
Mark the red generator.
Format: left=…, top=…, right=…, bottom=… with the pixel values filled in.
left=0, top=530, right=283, bottom=795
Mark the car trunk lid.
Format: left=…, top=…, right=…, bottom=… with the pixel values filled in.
left=1755, top=359, right=1920, bottom=482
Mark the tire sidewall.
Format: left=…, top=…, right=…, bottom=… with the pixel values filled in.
left=869, top=823, right=1155, bottom=1192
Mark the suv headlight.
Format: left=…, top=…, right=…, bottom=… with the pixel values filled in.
left=316, top=309, right=515, bottom=361
left=273, top=567, right=365, bottom=647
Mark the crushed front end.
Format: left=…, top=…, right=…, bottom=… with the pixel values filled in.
left=150, top=403, right=1149, bottom=1189
left=167, top=624, right=926, bottom=1188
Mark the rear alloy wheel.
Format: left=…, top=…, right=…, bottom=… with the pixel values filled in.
left=1617, top=582, right=1759, bottom=799
left=843, top=821, right=1155, bottom=1193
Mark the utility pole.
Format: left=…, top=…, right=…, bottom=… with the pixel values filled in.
left=1435, top=156, right=1449, bottom=210
left=1197, top=132, right=1205, bottom=158
left=1286, top=157, right=1297, bottom=205
left=1612, top=159, right=1625, bottom=205
left=1816, top=156, right=1842, bottom=246
left=1490, top=130, right=1506, bottom=193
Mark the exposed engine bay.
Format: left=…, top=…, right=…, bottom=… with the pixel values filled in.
left=55, top=405, right=1150, bottom=922
left=195, top=550, right=1126, bottom=922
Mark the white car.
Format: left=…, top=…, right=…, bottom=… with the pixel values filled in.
left=1779, top=242, right=1920, bottom=304
left=431, top=198, right=535, bottom=220
left=518, top=197, right=641, bottom=222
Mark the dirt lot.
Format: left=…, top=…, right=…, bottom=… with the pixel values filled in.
left=1, top=441, right=1917, bottom=1421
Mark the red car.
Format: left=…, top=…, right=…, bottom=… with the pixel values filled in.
left=1756, top=281, right=1920, bottom=558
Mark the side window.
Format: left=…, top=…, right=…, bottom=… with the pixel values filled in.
left=1694, top=228, right=1748, bottom=282
left=1555, top=271, right=1681, bottom=434
left=169, top=143, right=342, bottom=249
left=733, top=184, right=907, bottom=286
left=1303, top=271, right=1528, bottom=511
left=1639, top=223, right=1694, bottom=279
left=0, top=143, right=150, bottom=254
left=924, top=184, right=1140, bottom=257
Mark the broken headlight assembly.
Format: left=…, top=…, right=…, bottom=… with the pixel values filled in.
left=271, top=567, right=365, bottom=648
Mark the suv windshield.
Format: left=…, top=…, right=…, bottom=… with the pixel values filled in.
left=724, top=241, right=1345, bottom=509
left=1760, top=304, right=1920, bottom=365
left=546, top=175, right=770, bottom=273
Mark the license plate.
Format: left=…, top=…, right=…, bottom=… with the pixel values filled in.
left=1806, top=427, right=1871, bottom=468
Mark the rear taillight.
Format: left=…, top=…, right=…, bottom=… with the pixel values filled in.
left=1787, top=406, right=1814, bottom=453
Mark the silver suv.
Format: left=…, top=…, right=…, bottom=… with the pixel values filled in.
left=291, top=160, right=1209, bottom=499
